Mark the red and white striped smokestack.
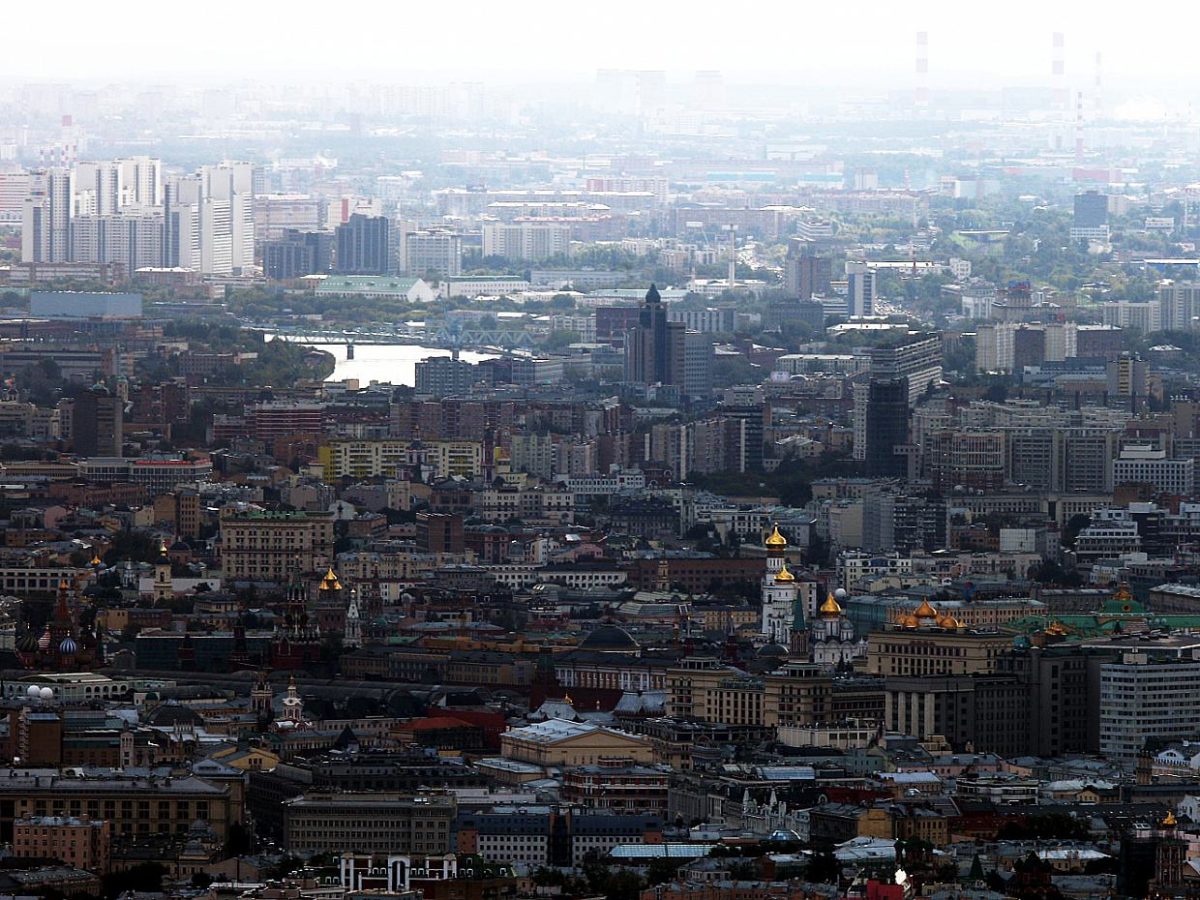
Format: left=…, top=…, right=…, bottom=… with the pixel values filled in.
left=1052, top=32, right=1067, bottom=114
left=915, top=31, right=929, bottom=110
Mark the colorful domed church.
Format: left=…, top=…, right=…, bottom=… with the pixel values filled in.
left=16, top=577, right=102, bottom=671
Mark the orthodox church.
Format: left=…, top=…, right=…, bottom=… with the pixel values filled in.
left=759, top=525, right=864, bottom=669
left=16, top=577, right=102, bottom=671
left=760, top=524, right=799, bottom=647
left=810, top=589, right=867, bottom=670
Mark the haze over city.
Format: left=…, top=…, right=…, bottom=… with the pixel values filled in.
left=4, top=4, right=1200, bottom=900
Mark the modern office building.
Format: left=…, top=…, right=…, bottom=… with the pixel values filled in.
left=867, top=333, right=942, bottom=405
left=335, top=214, right=391, bottom=275
left=625, top=284, right=685, bottom=389
left=263, top=229, right=333, bottom=280
left=864, top=378, right=910, bottom=477
left=1099, top=652, right=1200, bottom=766
left=72, top=385, right=123, bottom=458
left=1112, top=443, right=1194, bottom=495
left=1071, top=190, right=1110, bottom=240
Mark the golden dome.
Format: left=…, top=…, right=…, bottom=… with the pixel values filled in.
left=319, top=567, right=342, bottom=591
left=90, top=554, right=102, bottom=567
left=765, top=524, right=788, bottom=549
left=819, top=592, right=842, bottom=616
left=937, top=613, right=960, bottom=629
left=1113, top=582, right=1133, bottom=603
left=1045, top=620, right=1070, bottom=637
left=774, top=563, right=796, bottom=583
left=900, top=614, right=920, bottom=628
left=1163, top=810, right=1178, bottom=828
left=914, top=599, right=938, bottom=620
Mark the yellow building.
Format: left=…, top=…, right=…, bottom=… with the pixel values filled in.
left=666, top=657, right=833, bottom=728
left=499, top=719, right=655, bottom=767
left=867, top=600, right=1013, bottom=677
left=319, top=440, right=412, bottom=481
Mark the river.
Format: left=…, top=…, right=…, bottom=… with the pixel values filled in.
left=293, top=341, right=497, bottom=387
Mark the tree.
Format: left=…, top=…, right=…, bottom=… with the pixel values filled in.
left=805, top=849, right=841, bottom=885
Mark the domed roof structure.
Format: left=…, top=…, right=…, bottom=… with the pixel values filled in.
left=914, top=599, right=938, bottom=620
left=758, top=642, right=788, bottom=658
left=774, top=564, right=796, bottom=583
left=765, top=524, right=788, bottom=549
left=59, top=637, right=77, bottom=655
left=579, top=625, right=640, bottom=652
left=319, top=567, right=342, bottom=591
left=819, top=592, right=842, bottom=617
left=37, top=627, right=51, bottom=651
left=17, top=630, right=38, bottom=653
left=900, top=614, right=920, bottom=628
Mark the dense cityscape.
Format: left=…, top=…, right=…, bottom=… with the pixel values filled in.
left=4, top=16, right=1200, bottom=900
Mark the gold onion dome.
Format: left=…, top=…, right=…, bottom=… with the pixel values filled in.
left=901, top=614, right=920, bottom=628
left=765, top=524, right=788, bottom=549
left=774, top=563, right=796, bottom=583
left=937, top=613, right=959, bottom=629
left=1163, top=810, right=1178, bottom=827
left=914, top=599, right=938, bottom=620
left=820, top=592, right=842, bottom=616
left=319, top=567, right=342, bottom=591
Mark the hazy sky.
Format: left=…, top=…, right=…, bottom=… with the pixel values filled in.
left=7, top=0, right=1200, bottom=89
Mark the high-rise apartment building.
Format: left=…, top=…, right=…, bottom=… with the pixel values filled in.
left=164, top=169, right=254, bottom=276
left=21, top=169, right=73, bottom=263
left=785, top=240, right=832, bottom=299
left=482, top=223, right=571, bottom=261
left=845, top=261, right=875, bottom=317
left=71, top=211, right=165, bottom=272
left=403, top=230, right=462, bottom=278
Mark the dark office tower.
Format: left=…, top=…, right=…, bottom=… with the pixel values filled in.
left=1013, top=326, right=1046, bottom=373
left=865, top=378, right=910, bottom=477
left=334, top=214, right=391, bottom=275
left=784, top=240, right=832, bottom=299
left=625, top=284, right=685, bottom=387
left=73, top=384, right=124, bottom=458
left=263, top=230, right=334, bottom=280
left=723, top=405, right=765, bottom=471
left=1073, top=190, right=1109, bottom=229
